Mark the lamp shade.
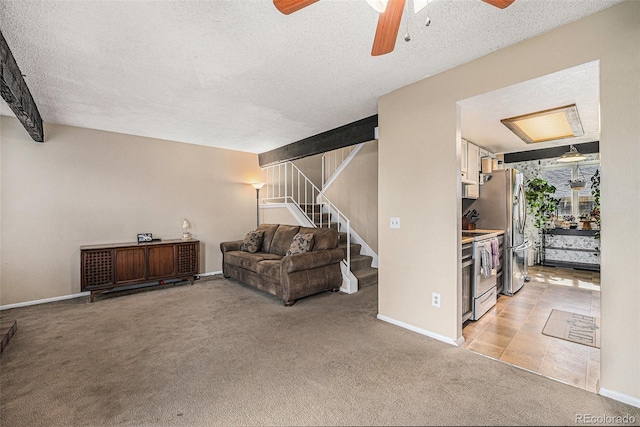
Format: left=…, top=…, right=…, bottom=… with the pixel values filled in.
left=557, top=145, right=586, bottom=163
left=251, top=182, right=265, bottom=190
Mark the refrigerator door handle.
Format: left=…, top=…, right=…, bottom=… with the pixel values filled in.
left=517, top=184, right=526, bottom=234
left=513, top=240, right=531, bottom=252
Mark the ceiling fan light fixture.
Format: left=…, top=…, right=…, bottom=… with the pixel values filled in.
left=414, top=0, right=430, bottom=13
left=500, top=104, right=585, bottom=144
left=366, top=0, right=388, bottom=13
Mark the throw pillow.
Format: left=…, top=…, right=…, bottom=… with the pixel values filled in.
left=285, top=232, right=314, bottom=256
left=240, top=230, right=264, bottom=253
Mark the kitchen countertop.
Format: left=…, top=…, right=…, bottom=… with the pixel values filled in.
left=461, top=229, right=505, bottom=245
left=462, top=237, right=474, bottom=245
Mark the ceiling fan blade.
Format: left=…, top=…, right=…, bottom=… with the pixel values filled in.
left=273, top=0, right=319, bottom=15
left=481, top=0, right=515, bottom=9
left=371, top=0, right=405, bottom=56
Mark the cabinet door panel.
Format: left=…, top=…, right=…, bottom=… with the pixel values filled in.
left=82, top=250, right=114, bottom=289
left=115, top=247, right=146, bottom=284
left=177, top=243, right=198, bottom=275
left=148, top=246, right=176, bottom=279
left=464, top=143, right=480, bottom=199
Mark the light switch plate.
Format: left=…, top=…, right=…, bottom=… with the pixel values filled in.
left=390, top=217, right=401, bottom=229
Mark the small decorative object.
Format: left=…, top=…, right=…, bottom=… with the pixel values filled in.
left=463, top=209, right=480, bottom=230
left=182, top=218, right=191, bottom=240
left=137, top=233, right=153, bottom=243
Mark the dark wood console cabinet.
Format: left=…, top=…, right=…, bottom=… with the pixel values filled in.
left=81, top=239, right=199, bottom=301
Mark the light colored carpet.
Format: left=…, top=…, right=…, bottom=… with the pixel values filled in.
left=542, top=309, right=601, bottom=349
left=1, top=276, right=638, bottom=426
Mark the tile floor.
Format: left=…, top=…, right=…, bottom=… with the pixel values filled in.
left=461, top=265, right=601, bottom=393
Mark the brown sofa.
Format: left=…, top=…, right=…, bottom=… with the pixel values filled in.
left=220, top=224, right=344, bottom=306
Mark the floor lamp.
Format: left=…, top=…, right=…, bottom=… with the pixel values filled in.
left=251, top=182, right=265, bottom=228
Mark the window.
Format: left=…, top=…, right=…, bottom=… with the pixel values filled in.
left=542, top=161, right=599, bottom=219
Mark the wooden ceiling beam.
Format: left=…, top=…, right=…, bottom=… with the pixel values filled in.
left=258, top=115, right=378, bottom=167
left=0, top=30, right=44, bottom=142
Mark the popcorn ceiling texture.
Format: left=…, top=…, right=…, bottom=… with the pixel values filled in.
left=0, top=0, right=622, bottom=153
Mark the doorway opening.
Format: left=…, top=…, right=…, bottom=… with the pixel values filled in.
left=457, top=61, right=602, bottom=393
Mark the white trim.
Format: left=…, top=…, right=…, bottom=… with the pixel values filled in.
left=198, top=271, right=222, bottom=277
left=1, top=273, right=222, bottom=310
left=599, top=388, right=640, bottom=408
left=456, top=335, right=466, bottom=346
left=0, top=292, right=90, bottom=310
left=340, top=262, right=358, bottom=294
left=260, top=202, right=315, bottom=227
left=322, top=143, right=364, bottom=192
left=376, top=314, right=459, bottom=346
left=345, top=225, right=379, bottom=268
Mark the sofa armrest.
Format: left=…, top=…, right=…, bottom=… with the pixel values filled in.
left=220, top=240, right=243, bottom=253
left=281, top=247, right=344, bottom=273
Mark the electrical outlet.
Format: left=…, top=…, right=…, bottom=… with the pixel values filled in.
left=432, top=292, right=441, bottom=307
left=390, top=217, right=401, bottom=229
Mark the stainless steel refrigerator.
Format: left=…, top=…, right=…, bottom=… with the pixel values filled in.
left=471, top=168, right=530, bottom=295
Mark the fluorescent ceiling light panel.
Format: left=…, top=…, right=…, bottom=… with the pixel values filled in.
left=501, top=104, right=584, bottom=144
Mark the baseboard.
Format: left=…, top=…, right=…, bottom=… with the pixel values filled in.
left=198, top=271, right=222, bottom=277
left=0, top=292, right=90, bottom=310
left=376, top=314, right=458, bottom=346
left=0, top=272, right=223, bottom=310
left=599, top=388, right=640, bottom=408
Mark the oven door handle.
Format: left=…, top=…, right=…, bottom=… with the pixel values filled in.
left=513, top=240, right=531, bottom=252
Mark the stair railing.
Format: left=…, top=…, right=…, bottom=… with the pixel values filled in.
left=322, top=145, right=358, bottom=188
left=262, top=162, right=351, bottom=272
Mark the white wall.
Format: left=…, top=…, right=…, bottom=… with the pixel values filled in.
left=0, top=118, right=264, bottom=305
left=378, top=1, right=639, bottom=403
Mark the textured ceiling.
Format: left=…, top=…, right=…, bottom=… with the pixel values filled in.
left=0, top=0, right=623, bottom=154
left=460, top=60, right=600, bottom=154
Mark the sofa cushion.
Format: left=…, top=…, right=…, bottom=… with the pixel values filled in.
left=256, top=224, right=280, bottom=253
left=299, top=227, right=339, bottom=250
left=240, top=230, right=264, bottom=253
left=224, top=251, right=282, bottom=273
left=286, top=232, right=314, bottom=256
left=269, top=225, right=301, bottom=256
left=256, top=260, right=281, bottom=281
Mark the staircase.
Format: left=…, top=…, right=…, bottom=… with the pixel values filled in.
left=300, top=203, right=378, bottom=288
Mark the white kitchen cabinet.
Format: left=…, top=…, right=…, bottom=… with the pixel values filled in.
left=461, top=139, right=469, bottom=175
left=464, top=142, right=480, bottom=199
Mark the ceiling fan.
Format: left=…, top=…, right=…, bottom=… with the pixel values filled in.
left=273, top=0, right=515, bottom=56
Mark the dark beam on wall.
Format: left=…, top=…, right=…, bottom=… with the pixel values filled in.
left=258, top=115, right=378, bottom=167
left=503, top=141, right=599, bottom=163
left=0, top=30, right=44, bottom=142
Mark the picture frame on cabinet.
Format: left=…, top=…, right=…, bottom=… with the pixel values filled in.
left=137, top=233, right=153, bottom=243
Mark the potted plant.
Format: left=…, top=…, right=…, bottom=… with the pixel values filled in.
left=569, top=165, right=587, bottom=190
left=563, top=214, right=577, bottom=229
left=590, top=168, right=601, bottom=240
left=525, top=177, right=560, bottom=231
left=525, top=177, right=560, bottom=265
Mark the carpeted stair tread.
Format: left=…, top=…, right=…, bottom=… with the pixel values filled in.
left=339, top=243, right=362, bottom=257
left=314, top=222, right=339, bottom=231
left=306, top=213, right=330, bottom=223
left=352, top=267, right=378, bottom=288
left=300, top=203, right=324, bottom=214
left=349, top=254, right=373, bottom=271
